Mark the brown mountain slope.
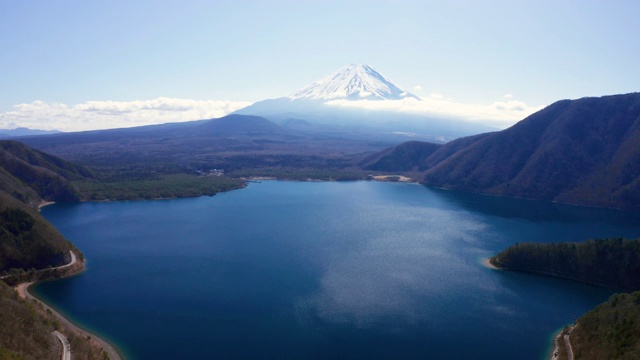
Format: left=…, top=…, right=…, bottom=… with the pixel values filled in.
left=0, top=140, right=92, bottom=205
left=0, top=280, right=110, bottom=359
left=420, top=93, right=640, bottom=209
left=360, top=141, right=442, bottom=172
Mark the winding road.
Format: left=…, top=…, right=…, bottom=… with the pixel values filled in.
left=564, top=327, right=575, bottom=360
left=0, top=250, right=76, bottom=280
left=53, top=330, right=71, bottom=360
left=57, top=250, right=77, bottom=270
left=12, top=251, right=123, bottom=360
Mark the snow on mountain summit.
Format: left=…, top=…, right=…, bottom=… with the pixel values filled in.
left=289, top=64, right=421, bottom=101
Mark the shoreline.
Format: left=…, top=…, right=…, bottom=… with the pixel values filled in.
left=14, top=258, right=124, bottom=360
left=481, top=257, right=575, bottom=360
left=370, top=174, right=416, bottom=183
left=548, top=327, right=563, bottom=360
left=37, top=200, right=56, bottom=210
left=482, top=257, right=500, bottom=270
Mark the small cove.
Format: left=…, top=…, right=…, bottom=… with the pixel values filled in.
left=35, top=181, right=640, bottom=359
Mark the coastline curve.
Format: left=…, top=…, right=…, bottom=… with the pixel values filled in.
left=13, top=253, right=124, bottom=360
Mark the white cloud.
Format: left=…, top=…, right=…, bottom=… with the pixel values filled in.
left=0, top=94, right=544, bottom=132
left=326, top=94, right=544, bottom=129
left=0, top=97, right=252, bottom=132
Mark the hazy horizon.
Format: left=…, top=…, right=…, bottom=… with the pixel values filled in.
left=1, top=1, right=638, bottom=131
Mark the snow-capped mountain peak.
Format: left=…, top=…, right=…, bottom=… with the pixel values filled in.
left=289, top=64, right=420, bottom=101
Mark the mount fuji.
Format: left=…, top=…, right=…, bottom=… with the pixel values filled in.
left=234, top=64, right=494, bottom=142
left=289, top=64, right=420, bottom=101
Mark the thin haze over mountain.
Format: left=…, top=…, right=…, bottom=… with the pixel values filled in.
left=235, top=64, right=493, bottom=141
left=289, top=64, right=420, bottom=101
left=1, top=63, right=536, bottom=133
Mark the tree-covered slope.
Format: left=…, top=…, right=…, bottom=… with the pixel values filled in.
left=0, top=140, right=90, bottom=274
left=0, top=140, right=92, bottom=205
left=0, top=281, right=110, bottom=360
left=421, top=93, right=640, bottom=209
left=0, top=191, right=78, bottom=274
left=0, top=142, right=115, bottom=358
left=490, top=238, right=640, bottom=291
left=570, top=291, right=640, bottom=360
left=360, top=141, right=442, bottom=172
left=360, top=132, right=493, bottom=174
left=491, top=238, right=640, bottom=358
left=365, top=93, right=640, bottom=209
left=0, top=280, right=58, bottom=359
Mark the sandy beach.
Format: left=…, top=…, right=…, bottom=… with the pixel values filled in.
left=482, top=257, right=500, bottom=270
left=37, top=201, right=56, bottom=211
left=371, top=174, right=415, bottom=182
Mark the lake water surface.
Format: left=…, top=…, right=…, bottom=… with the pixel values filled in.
left=36, top=181, right=640, bottom=359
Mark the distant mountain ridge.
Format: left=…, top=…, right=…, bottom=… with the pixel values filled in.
left=191, top=114, right=287, bottom=135
left=20, top=113, right=390, bottom=175
left=366, top=93, right=640, bottom=210
left=21, top=114, right=288, bottom=150
left=0, top=127, right=61, bottom=139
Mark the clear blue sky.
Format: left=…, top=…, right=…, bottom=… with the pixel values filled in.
left=1, top=0, right=639, bottom=130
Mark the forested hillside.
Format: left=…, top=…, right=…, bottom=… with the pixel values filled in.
left=0, top=140, right=92, bottom=205
left=360, top=141, right=442, bottom=172
left=491, top=238, right=640, bottom=358
left=364, top=93, right=640, bottom=209
left=0, top=140, right=119, bottom=358
left=0, top=140, right=89, bottom=275
left=423, top=93, right=640, bottom=209
left=571, top=291, right=640, bottom=359
left=0, top=281, right=109, bottom=359
left=0, top=192, right=78, bottom=274
left=490, top=238, right=640, bottom=291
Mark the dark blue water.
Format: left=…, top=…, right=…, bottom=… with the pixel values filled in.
left=35, top=181, right=640, bottom=359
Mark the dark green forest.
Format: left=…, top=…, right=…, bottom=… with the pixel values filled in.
left=0, top=192, right=77, bottom=275
left=0, top=141, right=89, bottom=276
left=76, top=173, right=245, bottom=201
left=491, top=238, right=640, bottom=359
left=490, top=238, right=640, bottom=291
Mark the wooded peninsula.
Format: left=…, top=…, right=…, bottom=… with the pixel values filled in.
left=489, top=238, right=640, bottom=359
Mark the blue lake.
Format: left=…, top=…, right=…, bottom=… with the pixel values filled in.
left=35, top=181, right=640, bottom=359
